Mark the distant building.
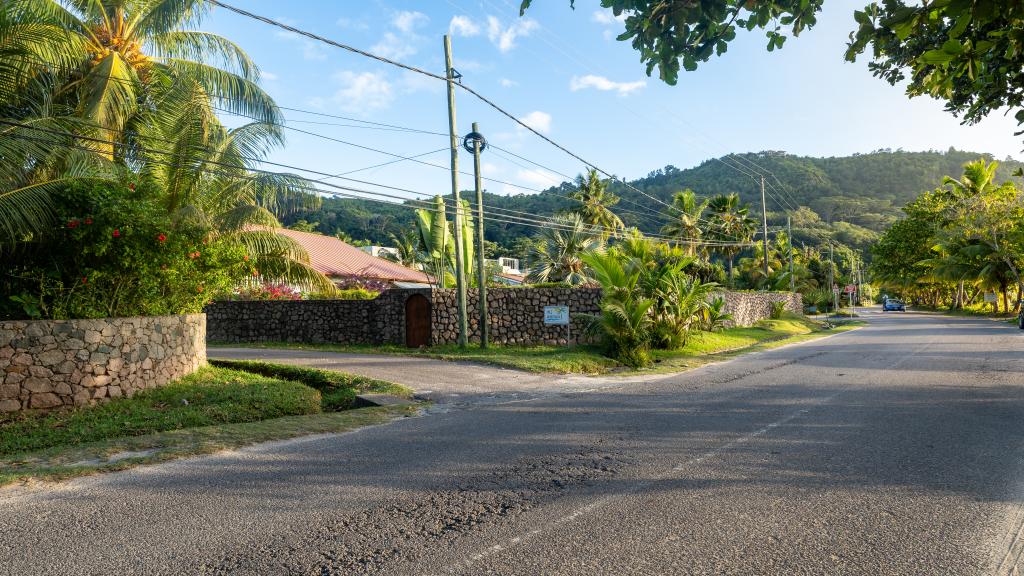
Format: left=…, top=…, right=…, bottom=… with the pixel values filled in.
left=275, top=228, right=429, bottom=286
left=359, top=245, right=401, bottom=261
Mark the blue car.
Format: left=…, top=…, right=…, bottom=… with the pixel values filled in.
left=882, top=298, right=906, bottom=312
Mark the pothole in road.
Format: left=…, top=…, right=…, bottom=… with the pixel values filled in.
left=201, top=447, right=632, bottom=575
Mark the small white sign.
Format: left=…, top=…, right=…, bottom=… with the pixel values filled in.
left=544, top=305, right=570, bottom=325
left=984, top=292, right=998, bottom=303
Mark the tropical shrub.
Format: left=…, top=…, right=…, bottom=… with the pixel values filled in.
left=699, top=296, right=733, bottom=332
left=232, top=283, right=302, bottom=301
left=1, top=180, right=247, bottom=319
left=769, top=301, right=786, bottom=319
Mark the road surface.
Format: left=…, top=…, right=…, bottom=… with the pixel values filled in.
left=2, top=312, right=1024, bottom=575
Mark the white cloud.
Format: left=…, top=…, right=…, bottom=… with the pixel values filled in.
left=393, top=11, right=428, bottom=33
left=569, top=74, right=646, bottom=96
left=372, top=32, right=417, bottom=60
left=486, top=15, right=538, bottom=53
left=481, top=161, right=503, bottom=175
left=261, top=71, right=278, bottom=81
left=331, top=71, right=394, bottom=114
left=274, top=30, right=327, bottom=61
left=336, top=17, right=368, bottom=30
left=515, top=168, right=562, bottom=188
left=449, top=15, right=480, bottom=37
left=499, top=78, right=517, bottom=88
left=518, top=110, right=552, bottom=134
left=591, top=9, right=627, bottom=25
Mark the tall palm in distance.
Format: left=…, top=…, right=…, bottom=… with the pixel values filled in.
left=660, top=189, right=708, bottom=256
left=527, top=213, right=604, bottom=286
left=706, top=193, right=757, bottom=288
left=568, top=168, right=624, bottom=239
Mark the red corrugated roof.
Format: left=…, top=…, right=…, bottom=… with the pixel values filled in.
left=275, top=228, right=429, bottom=283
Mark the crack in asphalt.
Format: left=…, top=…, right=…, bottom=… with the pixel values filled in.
left=197, top=447, right=632, bottom=575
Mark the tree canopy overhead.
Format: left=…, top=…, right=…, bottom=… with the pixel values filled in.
left=523, top=1, right=1024, bottom=136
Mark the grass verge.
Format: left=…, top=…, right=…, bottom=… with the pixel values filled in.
left=0, top=405, right=416, bottom=487
left=0, top=363, right=417, bottom=487
left=211, top=314, right=864, bottom=376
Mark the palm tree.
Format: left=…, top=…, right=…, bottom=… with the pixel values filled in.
left=527, top=213, right=604, bottom=286
left=382, top=230, right=421, bottom=269
left=0, top=1, right=331, bottom=292
left=660, top=189, right=708, bottom=256
left=706, top=193, right=756, bottom=287
left=1, top=0, right=278, bottom=239
left=568, top=168, right=624, bottom=238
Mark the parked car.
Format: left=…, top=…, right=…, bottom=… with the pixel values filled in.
left=882, top=298, right=906, bottom=312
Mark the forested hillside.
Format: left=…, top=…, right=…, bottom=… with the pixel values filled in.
left=284, top=149, right=1024, bottom=259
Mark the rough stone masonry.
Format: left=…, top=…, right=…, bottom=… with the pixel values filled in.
left=0, top=314, right=205, bottom=412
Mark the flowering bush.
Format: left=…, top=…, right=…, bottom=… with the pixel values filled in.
left=1, top=181, right=251, bottom=319
left=231, top=283, right=303, bottom=301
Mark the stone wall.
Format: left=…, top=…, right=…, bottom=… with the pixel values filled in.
left=205, top=288, right=802, bottom=348
left=0, top=314, right=205, bottom=412
left=205, top=300, right=377, bottom=344
left=430, top=288, right=602, bottom=346
left=718, top=290, right=803, bottom=327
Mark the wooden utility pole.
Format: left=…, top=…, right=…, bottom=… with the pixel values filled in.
left=443, top=35, right=468, bottom=347
left=787, top=215, right=794, bottom=293
left=829, top=242, right=837, bottom=317
left=469, top=122, right=488, bottom=348
left=760, top=175, right=770, bottom=284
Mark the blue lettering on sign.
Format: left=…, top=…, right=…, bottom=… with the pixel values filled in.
left=543, top=305, right=569, bottom=325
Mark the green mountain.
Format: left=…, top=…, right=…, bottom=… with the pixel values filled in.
left=283, top=148, right=1024, bottom=260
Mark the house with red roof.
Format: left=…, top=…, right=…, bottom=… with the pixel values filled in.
left=275, top=228, right=429, bottom=286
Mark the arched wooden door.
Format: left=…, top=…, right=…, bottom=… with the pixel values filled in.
left=405, top=294, right=431, bottom=348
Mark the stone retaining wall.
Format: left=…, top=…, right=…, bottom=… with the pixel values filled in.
left=0, top=314, right=205, bottom=412
left=206, top=287, right=801, bottom=348
left=719, top=291, right=803, bottom=328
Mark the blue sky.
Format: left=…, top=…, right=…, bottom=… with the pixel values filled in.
left=201, top=1, right=1022, bottom=201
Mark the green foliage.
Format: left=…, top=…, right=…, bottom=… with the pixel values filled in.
left=699, top=296, right=733, bottom=332
left=520, top=0, right=824, bottom=84
left=1, top=180, right=247, bottom=319
left=567, top=168, right=624, bottom=237
left=527, top=213, right=604, bottom=286
left=0, top=367, right=322, bottom=456
left=873, top=159, right=1024, bottom=311
left=770, top=301, right=787, bottom=320
left=846, top=2, right=1024, bottom=136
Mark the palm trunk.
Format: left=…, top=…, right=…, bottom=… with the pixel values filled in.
left=727, top=258, right=734, bottom=289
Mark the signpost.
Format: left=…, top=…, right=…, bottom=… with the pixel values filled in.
left=845, top=284, right=856, bottom=316
left=544, top=305, right=571, bottom=345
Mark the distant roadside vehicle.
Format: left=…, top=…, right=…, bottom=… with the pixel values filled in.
left=882, top=298, right=906, bottom=312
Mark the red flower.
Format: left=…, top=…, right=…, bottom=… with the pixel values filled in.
left=190, top=251, right=200, bottom=259
left=243, top=255, right=249, bottom=261
left=252, top=271, right=259, bottom=277
left=67, top=220, right=79, bottom=229
left=81, top=276, right=87, bottom=284
left=128, top=183, right=136, bottom=191
left=112, top=229, right=121, bottom=238
left=157, top=233, right=166, bottom=242
left=197, top=286, right=204, bottom=293
left=84, top=218, right=93, bottom=225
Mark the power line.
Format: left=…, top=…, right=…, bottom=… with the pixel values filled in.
left=4, top=120, right=754, bottom=246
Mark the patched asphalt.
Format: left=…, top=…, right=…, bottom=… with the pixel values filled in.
left=2, top=313, right=1024, bottom=575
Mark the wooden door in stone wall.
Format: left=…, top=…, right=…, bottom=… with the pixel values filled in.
left=405, top=294, right=431, bottom=347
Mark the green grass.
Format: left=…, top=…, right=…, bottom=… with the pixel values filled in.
left=0, top=366, right=322, bottom=456
left=212, top=314, right=861, bottom=376
left=208, top=359, right=412, bottom=409
left=0, top=363, right=418, bottom=486
left=0, top=405, right=416, bottom=487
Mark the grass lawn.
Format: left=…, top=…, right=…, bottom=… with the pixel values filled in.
left=0, top=363, right=415, bottom=487
left=213, top=314, right=864, bottom=376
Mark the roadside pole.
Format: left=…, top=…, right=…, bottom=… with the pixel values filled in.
left=760, top=175, right=769, bottom=284
left=787, top=215, right=794, bottom=293
left=443, top=35, right=468, bottom=347
left=829, top=242, right=837, bottom=319
left=465, top=123, right=489, bottom=349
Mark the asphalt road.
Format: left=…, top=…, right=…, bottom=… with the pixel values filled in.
left=3, top=312, right=1024, bottom=575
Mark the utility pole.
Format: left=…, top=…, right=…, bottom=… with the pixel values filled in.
left=787, top=215, right=794, bottom=293
left=829, top=242, right=837, bottom=318
left=465, top=122, right=489, bottom=348
left=444, top=35, right=468, bottom=347
left=760, top=175, right=769, bottom=285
